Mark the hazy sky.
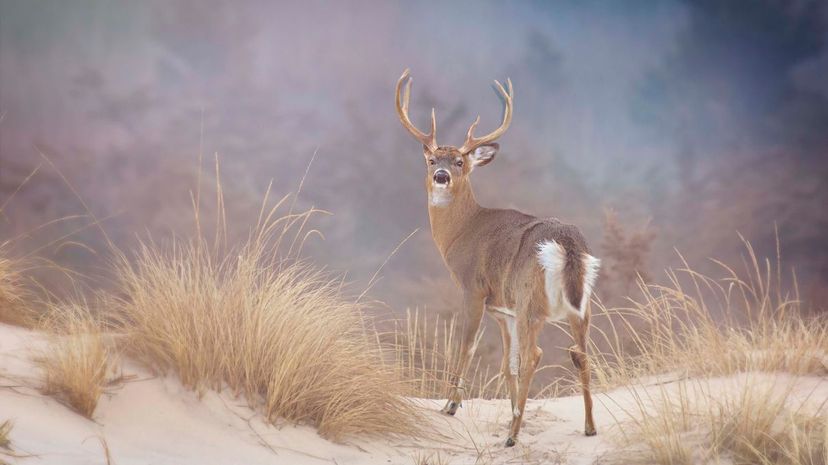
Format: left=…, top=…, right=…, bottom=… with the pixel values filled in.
left=2, top=0, right=827, bottom=311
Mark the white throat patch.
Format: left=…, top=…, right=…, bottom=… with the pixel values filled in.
left=429, top=185, right=452, bottom=207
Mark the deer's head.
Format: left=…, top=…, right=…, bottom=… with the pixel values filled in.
left=395, top=69, right=513, bottom=207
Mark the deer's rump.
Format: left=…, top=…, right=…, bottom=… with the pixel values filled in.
left=475, top=214, right=599, bottom=322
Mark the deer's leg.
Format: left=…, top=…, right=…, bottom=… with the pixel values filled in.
left=495, top=317, right=519, bottom=415
left=568, top=311, right=596, bottom=436
left=441, top=293, right=485, bottom=416
left=505, top=316, right=543, bottom=447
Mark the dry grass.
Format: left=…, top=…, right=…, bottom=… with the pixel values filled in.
left=704, top=379, right=827, bottom=465
left=0, top=164, right=45, bottom=328
left=389, top=308, right=502, bottom=400
left=592, top=237, right=828, bottom=464
left=611, top=375, right=828, bottom=465
left=592, top=238, right=827, bottom=387
left=34, top=303, right=114, bottom=418
left=0, top=420, right=10, bottom=450
left=2, top=156, right=423, bottom=440
left=388, top=309, right=570, bottom=400
left=0, top=420, right=11, bottom=465
left=411, top=450, right=451, bottom=465
left=0, top=250, right=35, bottom=327
left=97, top=436, right=115, bottom=465
left=7, top=148, right=826, bottom=462
left=108, top=189, right=422, bottom=440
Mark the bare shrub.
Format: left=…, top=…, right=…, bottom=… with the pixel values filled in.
left=601, top=209, right=656, bottom=297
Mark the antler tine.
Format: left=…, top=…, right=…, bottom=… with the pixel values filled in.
left=430, top=107, right=436, bottom=140
left=465, top=115, right=481, bottom=142
left=458, top=77, right=513, bottom=154
left=395, top=69, right=438, bottom=152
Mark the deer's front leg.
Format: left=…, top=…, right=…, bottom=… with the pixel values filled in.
left=441, top=293, right=485, bottom=416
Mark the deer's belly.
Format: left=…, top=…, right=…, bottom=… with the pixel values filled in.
left=487, top=306, right=517, bottom=318
left=486, top=305, right=567, bottom=324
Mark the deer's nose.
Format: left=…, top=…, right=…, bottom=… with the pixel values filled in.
left=433, top=169, right=450, bottom=185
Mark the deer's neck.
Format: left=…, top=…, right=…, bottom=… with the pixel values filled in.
left=427, top=181, right=482, bottom=258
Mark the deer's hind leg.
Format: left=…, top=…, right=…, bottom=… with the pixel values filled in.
left=505, top=303, right=544, bottom=447
left=495, top=317, right=519, bottom=418
left=568, top=310, right=596, bottom=436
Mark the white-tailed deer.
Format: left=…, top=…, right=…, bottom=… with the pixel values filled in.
left=394, top=69, right=600, bottom=447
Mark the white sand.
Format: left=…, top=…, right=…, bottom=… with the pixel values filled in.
left=2, top=323, right=825, bottom=465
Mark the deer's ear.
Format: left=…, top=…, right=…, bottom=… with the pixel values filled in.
left=469, top=143, right=498, bottom=167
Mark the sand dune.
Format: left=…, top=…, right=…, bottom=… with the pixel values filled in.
left=0, top=322, right=617, bottom=464
left=3, top=322, right=826, bottom=465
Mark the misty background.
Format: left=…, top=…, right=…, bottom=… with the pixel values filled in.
left=2, top=1, right=827, bottom=365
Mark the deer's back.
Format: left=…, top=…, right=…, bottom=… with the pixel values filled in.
left=443, top=207, right=590, bottom=309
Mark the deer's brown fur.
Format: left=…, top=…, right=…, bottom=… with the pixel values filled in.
left=395, top=71, right=599, bottom=446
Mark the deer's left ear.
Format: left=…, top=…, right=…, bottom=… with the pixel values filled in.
left=469, top=143, right=499, bottom=167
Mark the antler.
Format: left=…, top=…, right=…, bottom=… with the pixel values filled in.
left=395, top=69, right=438, bottom=152
left=457, top=78, right=513, bottom=155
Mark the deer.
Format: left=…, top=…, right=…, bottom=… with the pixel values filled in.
left=394, top=69, right=600, bottom=447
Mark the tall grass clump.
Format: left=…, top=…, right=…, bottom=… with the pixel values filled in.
left=0, top=249, right=35, bottom=327
left=0, top=164, right=41, bottom=328
left=391, top=308, right=572, bottom=400
left=704, top=380, right=827, bottom=465
left=34, top=303, right=116, bottom=418
left=109, top=190, right=421, bottom=440
left=390, top=309, right=500, bottom=399
left=611, top=375, right=828, bottom=465
left=592, top=236, right=828, bottom=464
left=592, top=237, right=827, bottom=388
left=35, top=303, right=114, bottom=418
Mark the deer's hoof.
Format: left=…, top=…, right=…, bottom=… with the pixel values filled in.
left=441, top=401, right=459, bottom=416
left=505, top=437, right=516, bottom=447
left=585, top=427, right=597, bottom=437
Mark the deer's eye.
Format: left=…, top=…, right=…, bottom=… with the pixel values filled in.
left=428, top=159, right=436, bottom=165
left=455, top=159, right=464, bottom=167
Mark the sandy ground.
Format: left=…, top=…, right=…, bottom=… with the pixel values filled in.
left=2, top=323, right=825, bottom=465
left=0, top=323, right=616, bottom=464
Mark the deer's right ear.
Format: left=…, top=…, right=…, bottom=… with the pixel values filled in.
left=469, top=143, right=499, bottom=167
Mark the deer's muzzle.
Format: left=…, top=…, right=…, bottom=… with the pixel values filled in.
left=433, top=169, right=450, bottom=185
